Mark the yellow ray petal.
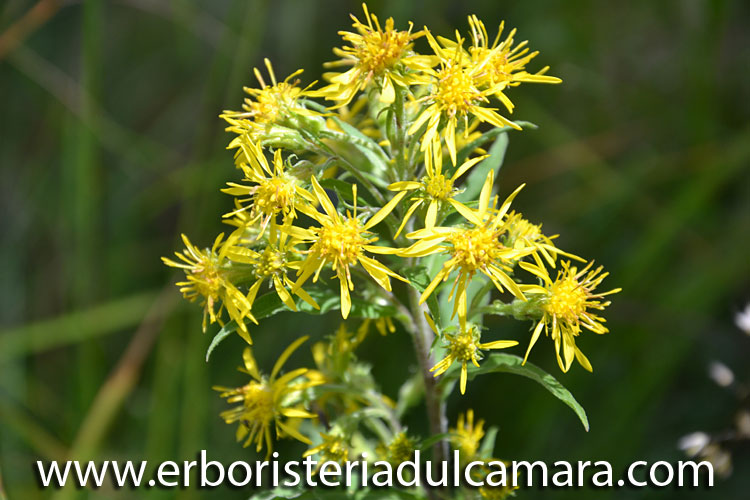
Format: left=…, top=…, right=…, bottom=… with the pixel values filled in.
left=271, top=336, right=309, bottom=381
left=364, top=191, right=407, bottom=230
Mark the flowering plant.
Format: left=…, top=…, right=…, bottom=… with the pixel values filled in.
left=164, top=4, right=619, bottom=498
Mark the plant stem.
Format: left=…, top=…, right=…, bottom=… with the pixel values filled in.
left=310, top=137, right=388, bottom=206
left=406, top=284, right=449, bottom=467
left=392, top=84, right=408, bottom=179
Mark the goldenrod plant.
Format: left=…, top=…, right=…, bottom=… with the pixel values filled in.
left=164, top=4, right=619, bottom=498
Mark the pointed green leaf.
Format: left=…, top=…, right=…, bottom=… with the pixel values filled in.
left=478, top=426, right=499, bottom=458
left=467, top=353, right=589, bottom=431
left=454, top=121, right=537, bottom=168
left=419, top=432, right=454, bottom=452
left=456, top=133, right=508, bottom=203
left=396, top=372, right=424, bottom=419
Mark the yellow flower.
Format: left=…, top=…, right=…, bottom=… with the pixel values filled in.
left=379, top=431, right=418, bottom=464
left=427, top=316, right=518, bottom=394
left=504, top=211, right=582, bottom=269
left=451, top=409, right=485, bottom=462
left=388, top=143, right=487, bottom=236
left=221, top=59, right=316, bottom=139
left=360, top=316, right=397, bottom=337
left=314, top=3, right=433, bottom=107
left=466, top=16, right=561, bottom=98
left=286, top=176, right=408, bottom=319
left=162, top=233, right=256, bottom=335
left=408, top=31, right=521, bottom=165
left=311, top=323, right=366, bottom=374
left=310, top=323, right=375, bottom=412
left=222, top=140, right=317, bottom=236
left=400, top=171, right=532, bottom=320
left=214, top=336, right=320, bottom=458
left=476, top=461, right=519, bottom=500
left=223, top=226, right=319, bottom=319
left=520, top=260, right=621, bottom=372
left=303, top=431, right=350, bottom=464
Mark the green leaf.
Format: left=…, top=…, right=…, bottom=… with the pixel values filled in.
left=467, top=353, right=589, bottom=431
left=395, top=372, right=424, bottom=419
left=419, top=432, right=454, bottom=452
left=456, top=133, right=508, bottom=203
left=205, top=320, right=238, bottom=362
left=328, top=117, right=390, bottom=173
left=453, top=121, right=537, bottom=168
left=402, top=265, right=442, bottom=329
left=477, top=426, right=499, bottom=458
left=465, top=279, right=494, bottom=328
left=478, top=298, right=542, bottom=321
left=330, top=116, right=379, bottom=147
left=319, top=178, right=370, bottom=207
left=205, top=289, right=397, bottom=361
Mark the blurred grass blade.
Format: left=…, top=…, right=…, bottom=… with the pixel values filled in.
left=51, top=290, right=175, bottom=500
left=0, top=394, right=68, bottom=461
left=0, top=463, right=6, bottom=500
left=0, top=290, right=159, bottom=363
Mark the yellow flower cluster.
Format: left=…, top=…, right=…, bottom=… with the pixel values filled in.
left=214, top=337, right=320, bottom=457
left=451, top=409, right=519, bottom=499
left=163, top=2, right=620, bottom=468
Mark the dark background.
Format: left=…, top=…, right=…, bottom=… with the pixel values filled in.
left=1, top=0, right=749, bottom=498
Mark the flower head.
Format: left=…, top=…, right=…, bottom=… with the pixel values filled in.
left=465, top=16, right=561, bottom=96
left=162, top=233, right=256, bottom=335
left=315, top=3, right=433, bottom=107
left=379, top=432, right=419, bottom=465
left=400, top=171, right=532, bottom=320
left=428, top=317, right=518, bottom=394
left=451, top=409, right=485, bottom=462
left=476, top=462, right=519, bottom=500
left=221, top=59, right=317, bottom=141
left=521, top=260, right=621, bottom=372
left=503, top=211, right=582, bottom=269
left=311, top=323, right=366, bottom=377
left=223, top=141, right=316, bottom=236
left=303, top=431, right=350, bottom=464
left=388, top=143, right=487, bottom=235
left=408, top=31, right=521, bottom=165
left=286, top=176, right=407, bottom=319
left=214, top=336, right=320, bottom=457
left=223, top=226, right=319, bottom=319
left=310, top=322, right=388, bottom=412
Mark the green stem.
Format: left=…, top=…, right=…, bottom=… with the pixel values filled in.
left=319, top=129, right=389, bottom=164
left=392, top=84, right=408, bottom=179
left=406, top=284, right=449, bottom=466
left=473, top=298, right=542, bottom=321
left=311, top=138, right=388, bottom=207
left=469, top=279, right=495, bottom=314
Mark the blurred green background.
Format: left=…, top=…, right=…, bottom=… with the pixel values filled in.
left=1, top=0, right=749, bottom=498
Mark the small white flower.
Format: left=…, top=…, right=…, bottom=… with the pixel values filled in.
left=735, top=303, right=750, bottom=334
left=677, top=431, right=710, bottom=457
left=736, top=411, right=750, bottom=438
left=708, top=361, right=734, bottom=387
